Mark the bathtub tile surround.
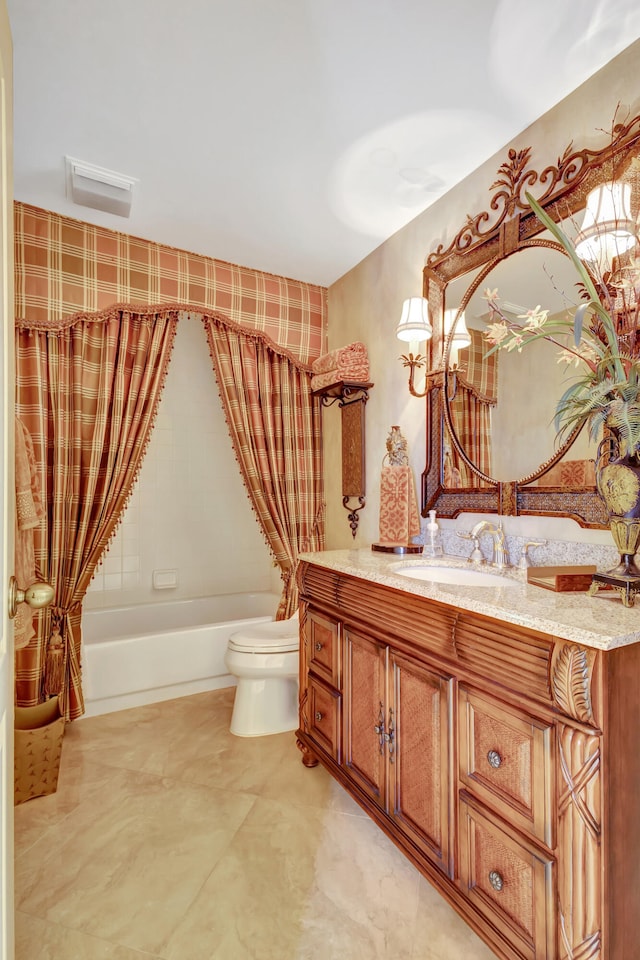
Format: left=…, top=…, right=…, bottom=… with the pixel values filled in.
left=14, top=689, right=496, bottom=960
left=85, top=319, right=274, bottom=611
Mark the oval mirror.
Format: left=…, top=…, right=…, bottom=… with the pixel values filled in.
left=421, top=114, right=640, bottom=527
left=442, top=241, right=599, bottom=484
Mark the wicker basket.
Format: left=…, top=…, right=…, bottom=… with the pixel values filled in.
left=14, top=697, right=65, bottom=805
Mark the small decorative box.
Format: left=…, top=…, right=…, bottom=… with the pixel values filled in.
left=527, top=565, right=597, bottom=592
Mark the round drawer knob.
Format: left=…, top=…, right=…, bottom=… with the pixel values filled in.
left=315, top=711, right=323, bottom=721
left=487, top=749, right=502, bottom=769
left=315, top=642, right=323, bottom=651
left=488, top=870, right=504, bottom=892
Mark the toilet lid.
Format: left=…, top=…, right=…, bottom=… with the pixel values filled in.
left=228, top=616, right=300, bottom=654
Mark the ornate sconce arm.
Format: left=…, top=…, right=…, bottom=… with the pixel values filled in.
left=400, top=353, right=443, bottom=398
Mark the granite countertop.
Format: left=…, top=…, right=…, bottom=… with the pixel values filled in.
left=298, top=549, right=640, bottom=651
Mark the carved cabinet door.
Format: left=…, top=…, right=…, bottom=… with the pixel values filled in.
left=342, top=627, right=388, bottom=811
left=389, top=652, right=454, bottom=877
left=342, top=625, right=454, bottom=880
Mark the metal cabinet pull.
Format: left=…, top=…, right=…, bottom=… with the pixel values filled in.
left=488, top=870, right=504, bottom=892
left=315, top=711, right=323, bottom=722
left=315, top=641, right=323, bottom=651
left=487, top=749, right=502, bottom=769
left=384, top=707, right=395, bottom=763
left=373, top=701, right=385, bottom=754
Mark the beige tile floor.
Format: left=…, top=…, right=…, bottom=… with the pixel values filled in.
left=14, top=687, right=497, bottom=960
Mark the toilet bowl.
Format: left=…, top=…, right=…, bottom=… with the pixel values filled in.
left=224, top=611, right=300, bottom=737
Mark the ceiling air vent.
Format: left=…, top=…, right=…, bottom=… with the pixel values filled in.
left=64, top=156, right=137, bottom=217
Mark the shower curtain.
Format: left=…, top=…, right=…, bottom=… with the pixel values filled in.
left=201, top=312, right=325, bottom=619
left=15, top=305, right=324, bottom=718
left=15, top=308, right=178, bottom=720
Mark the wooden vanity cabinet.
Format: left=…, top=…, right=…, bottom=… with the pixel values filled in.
left=297, top=560, right=640, bottom=960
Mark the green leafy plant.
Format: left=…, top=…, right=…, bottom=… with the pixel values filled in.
left=483, top=190, right=640, bottom=460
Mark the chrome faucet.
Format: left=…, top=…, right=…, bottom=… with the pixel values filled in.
left=469, top=520, right=509, bottom=569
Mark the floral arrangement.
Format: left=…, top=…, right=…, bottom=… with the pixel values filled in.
left=483, top=191, right=640, bottom=460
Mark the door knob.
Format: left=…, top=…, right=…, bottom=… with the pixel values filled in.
left=8, top=576, right=54, bottom=621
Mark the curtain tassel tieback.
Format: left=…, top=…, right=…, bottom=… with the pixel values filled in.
left=44, top=623, right=64, bottom=698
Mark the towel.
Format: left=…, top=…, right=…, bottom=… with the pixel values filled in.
left=311, top=342, right=369, bottom=382
left=310, top=368, right=370, bottom=391
left=378, top=465, right=421, bottom=544
left=14, top=418, right=44, bottom=650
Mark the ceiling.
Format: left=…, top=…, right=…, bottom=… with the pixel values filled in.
left=8, top=1, right=640, bottom=287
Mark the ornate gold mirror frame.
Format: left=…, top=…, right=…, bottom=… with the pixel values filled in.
left=421, top=111, right=640, bottom=527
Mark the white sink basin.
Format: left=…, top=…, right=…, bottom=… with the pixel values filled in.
left=393, top=564, right=519, bottom=588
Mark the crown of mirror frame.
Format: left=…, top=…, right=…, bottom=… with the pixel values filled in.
left=398, top=176, right=639, bottom=398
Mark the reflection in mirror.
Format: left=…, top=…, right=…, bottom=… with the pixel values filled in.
left=443, top=241, right=600, bottom=484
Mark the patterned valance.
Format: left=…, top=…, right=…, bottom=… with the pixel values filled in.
left=14, top=203, right=327, bottom=365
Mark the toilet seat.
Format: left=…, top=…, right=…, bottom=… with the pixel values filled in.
left=227, top=617, right=299, bottom=655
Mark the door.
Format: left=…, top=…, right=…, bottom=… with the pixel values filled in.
left=342, top=627, right=388, bottom=809
left=390, top=652, right=454, bottom=876
left=0, top=4, right=13, bottom=957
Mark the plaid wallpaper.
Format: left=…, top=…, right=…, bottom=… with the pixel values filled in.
left=14, top=203, right=327, bottom=365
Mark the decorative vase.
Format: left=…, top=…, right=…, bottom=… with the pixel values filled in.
left=592, top=440, right=640, bottom=604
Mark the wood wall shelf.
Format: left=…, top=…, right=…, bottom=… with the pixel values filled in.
left=311, top=380, right=374, bottom=407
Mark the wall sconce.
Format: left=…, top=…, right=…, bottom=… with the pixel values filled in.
left=396, top=297, right=433, bottom=341
left=397, top=297, right=433, bottom=398
left=574, top=181, right=637, bottom=274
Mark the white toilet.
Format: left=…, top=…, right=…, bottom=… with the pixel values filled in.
left=224, top=611, right=300, bottom=737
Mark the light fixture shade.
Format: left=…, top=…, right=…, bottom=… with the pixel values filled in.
left=444, top=308, right=471, bottom=350
left=396, top=297, right=433, bottom=342
left=574, top=182, right=637, bottom=268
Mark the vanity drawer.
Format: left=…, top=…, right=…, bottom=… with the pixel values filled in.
left=459, top=687, right=553, bottom=846
left=307, top=675, right=341, bottom=761
left=307, top=609, right=340, bottom=687
left=459, top=795, right=555, bottom=960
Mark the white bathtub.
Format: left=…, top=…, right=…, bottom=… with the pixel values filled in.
left=81, top=592, right=280, bottom=718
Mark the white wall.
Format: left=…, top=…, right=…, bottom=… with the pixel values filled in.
left=325, top=41, right=640, bottom=553
left=85, top=317, right=276, bottom=610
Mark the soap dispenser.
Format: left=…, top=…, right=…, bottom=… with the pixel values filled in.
left=424, top=510, right=444, bottom=558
